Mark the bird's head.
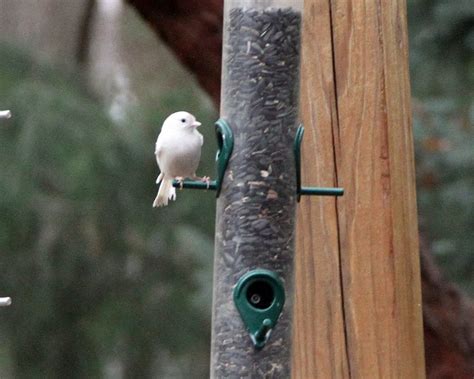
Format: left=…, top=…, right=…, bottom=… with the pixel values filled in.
left=163, top=111, right=201, bottom=131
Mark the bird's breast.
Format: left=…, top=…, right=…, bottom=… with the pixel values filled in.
left=157, top=132, right=202, bottom=177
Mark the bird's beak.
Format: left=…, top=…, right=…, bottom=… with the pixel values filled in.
left=192, top=120, right=202, bottom=127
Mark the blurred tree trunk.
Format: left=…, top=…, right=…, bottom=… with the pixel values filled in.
left=76, top=0, right=96, bottom=66
left=420, top=237, right=474, bottom=378
left=125, top=0, right=222, bottom=105
left=0, top=0, right=89, bottom=66
left=125, top=1, right=474, bottom=377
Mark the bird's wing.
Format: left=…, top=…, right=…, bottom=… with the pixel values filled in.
left=199, top=133, right=204, bottom=146
left=155, top=138, right=163, bottom=158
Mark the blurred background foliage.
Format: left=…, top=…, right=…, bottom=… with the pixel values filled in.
left=0, top=44, right=216, bottom=377
left=0, top=0, right=471, bottom=377
left=408, top=0, right=474, bottom=293
left=0, top=2, right=216, bottom=376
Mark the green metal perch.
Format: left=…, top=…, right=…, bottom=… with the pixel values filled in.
left=172, top=121, right=344, bottom=200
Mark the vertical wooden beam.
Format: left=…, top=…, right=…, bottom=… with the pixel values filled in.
left=293, top=0, right=425, bottom=377
left=292, top=0, right=349, bottom=378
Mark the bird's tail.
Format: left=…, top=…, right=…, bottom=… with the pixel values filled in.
left=153, top=175, right=176, bottom=207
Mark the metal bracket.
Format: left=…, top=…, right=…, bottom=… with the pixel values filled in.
left=172, top=121, right=344, bottom=200
left=214, top=119, right=234, bottom=197
left=0, top=110, right=11, bottom=119
left=0, top=110, right=12, bottom=307
left=172, top=118, right=233, bottom=197
left=294, top=125, right=344, bottom=201
left=0, top=297, right=11, bottom=307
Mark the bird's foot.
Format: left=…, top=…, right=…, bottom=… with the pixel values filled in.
left=200, top=176, right=211, bottom=190
left=175, top=177, right=185, bottom=190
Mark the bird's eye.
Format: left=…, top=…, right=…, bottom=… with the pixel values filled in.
left=181, top=118, right=186, bottom=123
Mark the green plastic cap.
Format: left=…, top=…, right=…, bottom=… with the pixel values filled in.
left=233, top=269, right=286, bottom=349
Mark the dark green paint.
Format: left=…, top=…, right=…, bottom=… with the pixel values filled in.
left=293, top=125, right=344, bottom=201
left=233, top=269, right=286, bottom=349
left=172, top=118, right=233, bottom=197
left=173, top=122, right=343, bottom=200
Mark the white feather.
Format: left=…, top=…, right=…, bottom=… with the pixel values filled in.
left=153, top=111, right=203, bottom=207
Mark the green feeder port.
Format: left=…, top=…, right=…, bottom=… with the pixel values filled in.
left=233, top=269, right=286, bottom=349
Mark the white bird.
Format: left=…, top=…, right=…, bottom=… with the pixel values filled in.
left=153, top=111, right=204, bottom=207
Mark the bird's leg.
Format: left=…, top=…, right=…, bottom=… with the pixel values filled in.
left=175, top=177, right=185, bottom=190
left=156, top=172, right=163, bottom=184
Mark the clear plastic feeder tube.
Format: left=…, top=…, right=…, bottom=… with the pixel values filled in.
left=211, top=0, right=304, bottom=377
left=224, top=0, right=303, bottom=11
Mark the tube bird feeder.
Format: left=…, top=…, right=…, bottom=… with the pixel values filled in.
left=211, top=0, right=304, bottom=376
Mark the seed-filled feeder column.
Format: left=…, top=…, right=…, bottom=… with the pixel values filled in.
left=211, top=0, right=303, bottom=376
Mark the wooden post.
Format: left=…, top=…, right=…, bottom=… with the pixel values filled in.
left=293, top=0, right=426, bottom=378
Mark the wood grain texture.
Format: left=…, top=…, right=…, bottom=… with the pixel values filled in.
left=123, top=2, right=473, bottom=375
left=294, top=0, right=425, bottom=377
left=292, top=0, right=349, bottom=378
